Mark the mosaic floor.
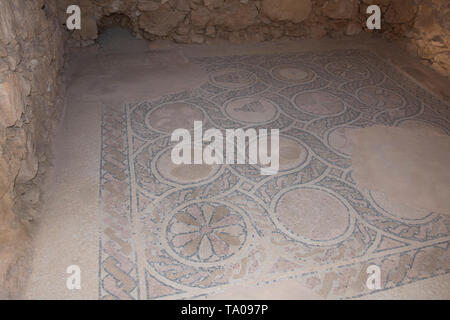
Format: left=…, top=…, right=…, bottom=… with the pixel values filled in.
left=99, top=49, right=450, bottom=300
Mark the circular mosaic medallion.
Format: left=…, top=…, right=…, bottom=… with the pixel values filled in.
left=243, top=135, right=308, bottom=174
left=398, top=119, right=446, bottom=135
left=225, top=97, right=278, bottom=124
left=166, top=202, right=247, bottom=263
left=277, top=136, right=309, bottom=171
left=155, top=148, right=221, bottom=185
left=272, top=65, right=315, bottom=83
left=146, top=102, right=203, bottom=133
left=274, top=188, right=350, bottom=242
left=370, top=190, right=432, bottom=221
left=357, top=87, right=405, bottom=109
left=326, top=60, right=369, bottom=80
left=210, top=68, right=257, bottom=89
left=294, top=92, right=345, bottom=116
left=328, top=127, right=353, bottom=156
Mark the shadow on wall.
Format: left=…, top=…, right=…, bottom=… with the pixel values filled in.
left=98, top=13, right=135, bottom=37
left=96, top=26, right=149, bottom=53
left=96, top=13, right=147, bottom=51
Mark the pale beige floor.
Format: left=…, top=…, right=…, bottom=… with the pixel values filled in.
left=23, top=29, right=450, bottom=300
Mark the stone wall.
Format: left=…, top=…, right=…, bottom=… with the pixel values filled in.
left=0, top=0, right=65, bottom=298
left=408, top=0, right=449, bottom=77
left=59, top=0, right=449, bottom=77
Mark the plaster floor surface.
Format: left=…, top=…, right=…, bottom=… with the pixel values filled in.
left=23, top=29, right=450, bottom=300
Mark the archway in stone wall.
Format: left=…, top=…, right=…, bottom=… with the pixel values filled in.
left=98, top=13, right=134, bottom=35
left=96, top=13, right=143, bottom=50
